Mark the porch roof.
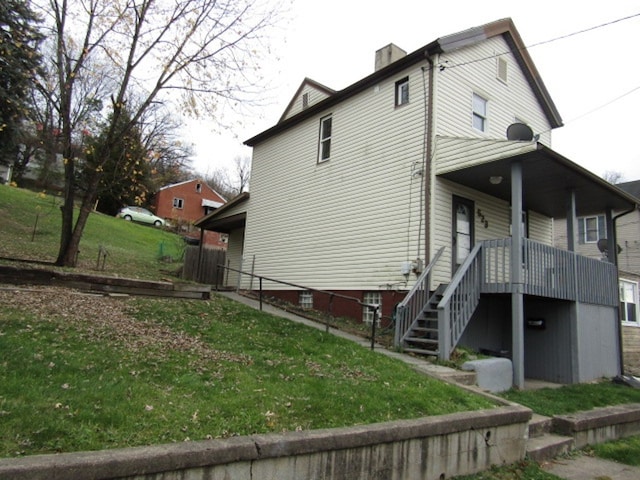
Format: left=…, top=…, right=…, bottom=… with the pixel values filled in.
left=437, top=141, right=638, bottom=218
left=194, top=192, right=249, bottom=233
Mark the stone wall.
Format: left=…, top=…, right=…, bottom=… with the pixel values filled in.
left=0, top=406, right=530, bottom=480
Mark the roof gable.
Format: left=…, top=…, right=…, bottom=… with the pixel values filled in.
left=158, top=178, right=227, bottom=203
left=278, top=78, right=335, bottom=123
left=245, top=18, right=562, bottom=147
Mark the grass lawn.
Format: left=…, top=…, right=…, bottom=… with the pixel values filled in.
left=0, top=184, right=184, bottom=279
left=587, top=435, right=640, bottom=466
left=453, top=460, right=563, bottom=479
left=0, top=286, right=495, bottom=458
left=500, top=382, right=640, bottom=417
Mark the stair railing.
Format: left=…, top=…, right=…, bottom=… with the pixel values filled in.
left=437, top=243, right=483, bottom=361
left=394, top=247, right=445, bottom=347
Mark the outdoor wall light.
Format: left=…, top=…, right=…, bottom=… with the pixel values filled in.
left=489, top=175, right=503, bottom=185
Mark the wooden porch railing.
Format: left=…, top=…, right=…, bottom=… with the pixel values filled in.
left=396, top=238, right=619, bottom=360
left=482, top=238, right=618, bottom=306
left=393, top=247, right=445, bottom=347
left=436, top=243, right=483, bottom=360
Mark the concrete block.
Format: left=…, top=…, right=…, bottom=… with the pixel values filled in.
left=462, top=358, right=513, bottom=393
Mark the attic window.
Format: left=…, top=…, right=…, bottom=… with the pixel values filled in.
left=196, top=183, right=202, bottom=193
left=497, top=57, right=508, bottom=83
left=395, top=77, right=409, bottom=106
left=302, top=92, right=309, bottom=109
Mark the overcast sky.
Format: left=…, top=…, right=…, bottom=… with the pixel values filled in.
left=186, top=0, right=640, bottom=183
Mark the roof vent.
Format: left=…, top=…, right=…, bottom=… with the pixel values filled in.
left=374, top=44, right=407, bottom=71
left=506, top=123, right=534, bottom=141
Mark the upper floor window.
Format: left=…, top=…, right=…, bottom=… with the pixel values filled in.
left=472, top=93, right=488, bottom=132
left=318, top=114, right=332, bottom=163
left=173, top=197, right=184, bottom=209
left=395, top=77, right=409, bottom=106
left=578, top=215, right=606, bottom=244
left=196, top=183, right=202, bottom=193
left=620, top=280, right=638, bottom=324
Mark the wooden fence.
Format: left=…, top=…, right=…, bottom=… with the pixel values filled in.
left=182, top=246, right=226, bottom=285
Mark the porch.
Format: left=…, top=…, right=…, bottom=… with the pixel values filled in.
left=395, top=238, right=620, bottom=386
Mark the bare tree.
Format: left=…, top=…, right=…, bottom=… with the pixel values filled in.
left=34, top=0, right=283, bottom=266
left=602, top=170, right=625, bottom=185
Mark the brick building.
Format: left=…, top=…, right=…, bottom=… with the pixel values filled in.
left=154, top=179, right=227, bottom=248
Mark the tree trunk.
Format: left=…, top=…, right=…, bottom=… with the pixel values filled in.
left=56, top=154, right=76, bottom=266
left=56, top=168, right=101, bottom=267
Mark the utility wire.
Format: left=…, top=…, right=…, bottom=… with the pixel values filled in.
left=438, top=12, right=640, bottom=71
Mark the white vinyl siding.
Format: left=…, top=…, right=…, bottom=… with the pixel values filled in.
left=434, top=36, right=553, bottom=146
left=431, top=178, right=553, bottom=287
left=281, top=84, right=333, bottom=121
left=242, top=65, right=428, bottom=291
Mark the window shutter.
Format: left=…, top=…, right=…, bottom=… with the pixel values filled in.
left=578, top=218, right=585, bottom=244
left=598, top=215, right=606, bottom=240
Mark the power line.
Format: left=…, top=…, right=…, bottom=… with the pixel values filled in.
left=438, top=12, right=640, bottom=71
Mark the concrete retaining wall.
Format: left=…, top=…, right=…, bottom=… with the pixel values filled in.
left=553, top=403, right=640, bottom=449
left=0, top=406, right=531, bottom=480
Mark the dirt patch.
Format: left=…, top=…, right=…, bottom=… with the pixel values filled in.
left=0, top=285, right=250, bottom=367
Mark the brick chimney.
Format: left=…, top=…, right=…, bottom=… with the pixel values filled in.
left=374, top=44, right=407, bottom=71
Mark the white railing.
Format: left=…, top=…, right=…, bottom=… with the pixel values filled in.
left=393, top=247, right=445, bottom=347
left=436, top=243, right=483, bottom=361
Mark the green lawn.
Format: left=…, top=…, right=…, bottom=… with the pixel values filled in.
left=0, top=184, right=183, bottom=279
left=0, top=287, right=495, bottom=458
left=501, top=382, right=640, bottom=417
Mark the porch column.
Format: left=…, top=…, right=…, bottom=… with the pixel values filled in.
left=511, top=160, right=525, bottom=389
left=566, top=190, right=577, bottom=252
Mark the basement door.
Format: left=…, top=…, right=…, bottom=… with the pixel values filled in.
left=452, top=195, right=474, bottom=273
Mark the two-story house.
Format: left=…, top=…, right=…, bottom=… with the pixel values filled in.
left=154, top=179, right=228, bottom=248
left=195, top=19, right=638, bottom=388
left=554, top=180, right=640, bottom=375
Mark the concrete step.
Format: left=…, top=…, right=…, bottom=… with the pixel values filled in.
left=528, top=414, right=553, bottom=438
left=526, top=434, right=574, bottom=462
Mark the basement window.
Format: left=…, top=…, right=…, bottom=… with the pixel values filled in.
left=299, top=291, right=313, bottom=309
left=363, top=292, right=381, bottom=326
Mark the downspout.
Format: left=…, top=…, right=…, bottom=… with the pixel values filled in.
left=611, top=205, right=638, bottom=377
left=423, top=53, right=436, bottom=266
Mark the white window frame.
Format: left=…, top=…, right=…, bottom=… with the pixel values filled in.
left=472, top=93, right=488, bottom=133
left=299, top=291, right=313, bottom=309
left=395, top=77, right=409, bottom=106
left=173, top=197, right=184, bottom=209
left=318, top=114, right=332, bottom=163
left=196, top=183, right=202, bottom=193
left=578, top=215, right=606, bottom=244
left=620, top=279, right=639, bottom=325
left=363, top=292, right=381, bottom=326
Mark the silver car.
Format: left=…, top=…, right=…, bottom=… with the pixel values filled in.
left=116, top=206, right=165, bottom=227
